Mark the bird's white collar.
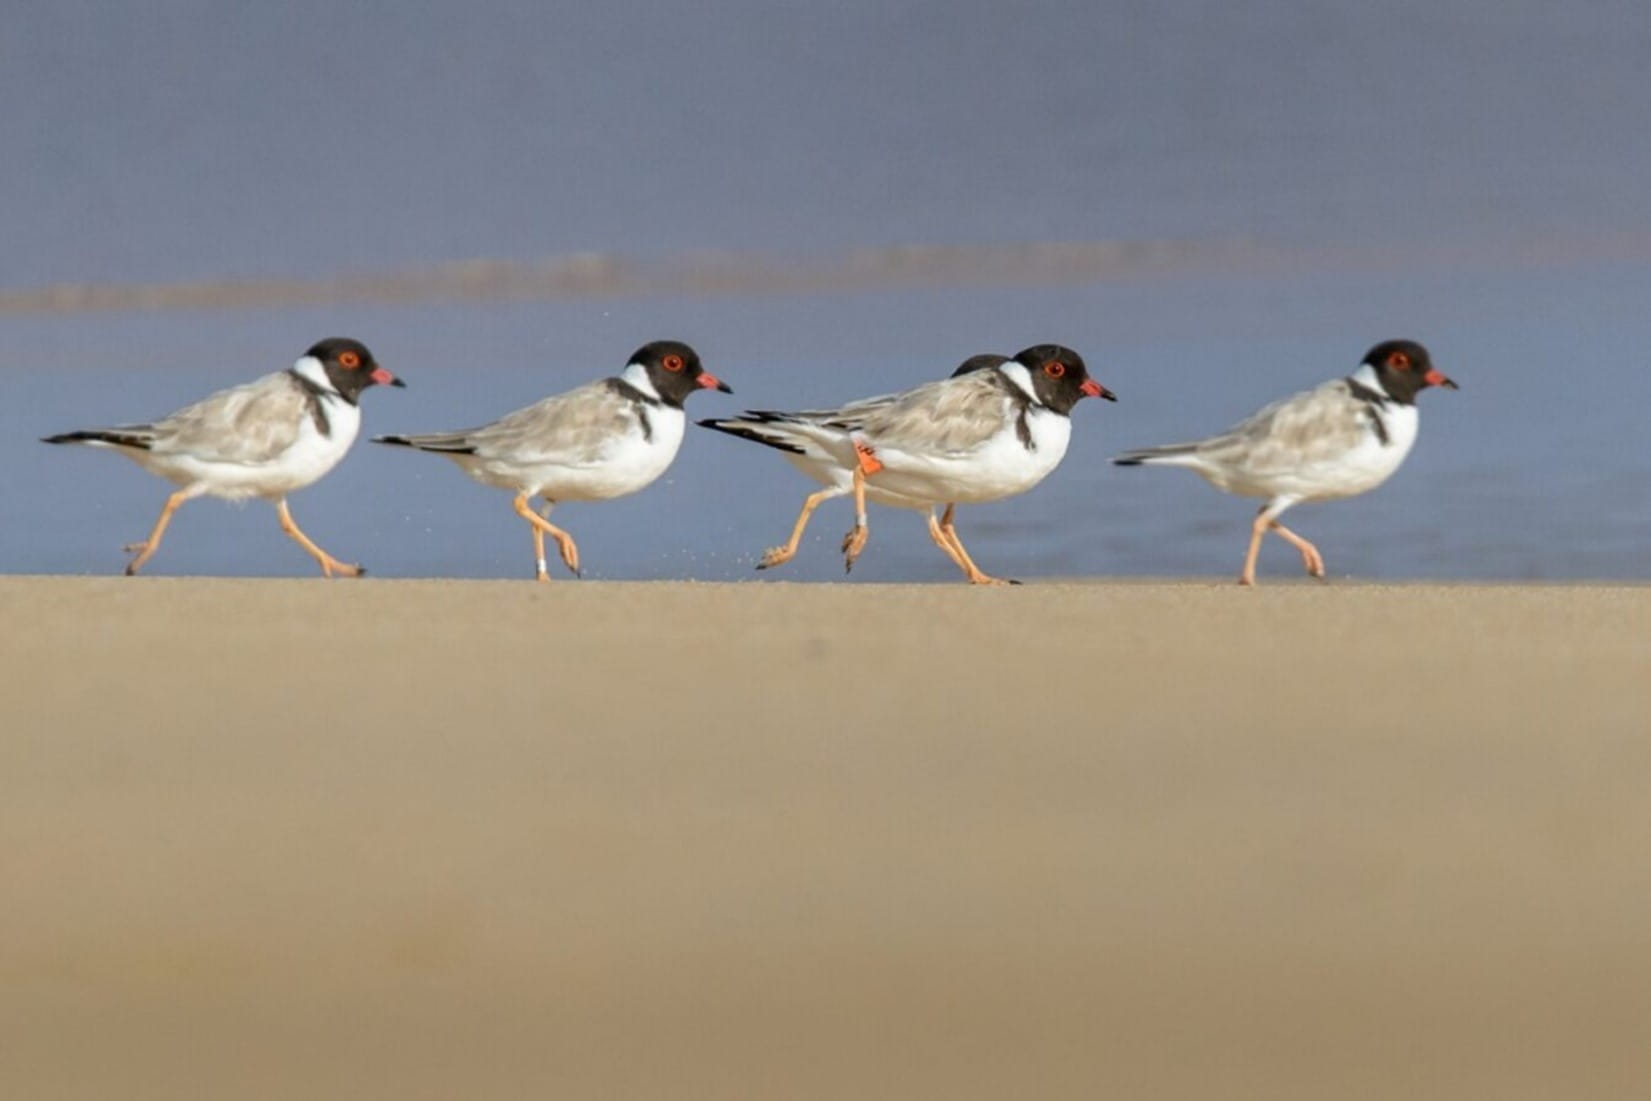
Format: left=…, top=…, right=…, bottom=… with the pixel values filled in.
left=998, top=360, right=1041, bottom=404
left=1348, top=363, right=1393, bottom=400
left=291, top=354, right=342, bottom=397
left=621, top=361, right=662, bottom=401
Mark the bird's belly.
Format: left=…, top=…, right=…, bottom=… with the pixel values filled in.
left=1298, top=437, right=1412, bottom=500
left=1211, top=432, right=1416, bottom=502
left=781, top=453, right=931, bottom=509
left=781, top=452, right=852, bottom=490
left=871, top=417, right=1070, bottom=504
left=475, top=419, right=685, bottom=502
left=543, top=454, right=676, bottom=501
left=158, top=414, right=357, bottom=500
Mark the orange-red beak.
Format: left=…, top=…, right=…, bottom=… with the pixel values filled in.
left=370, top=366, right=406, bottom=388
left=698, top=372, right=733, bottom=394
left=1081, top=378, right=1118, bottom=402
left=1423, top=368, right=1458, bottom=390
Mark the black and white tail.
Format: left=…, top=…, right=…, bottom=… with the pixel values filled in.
left=41, top=426, right=157, bottom=450
left=696, top=413, right=811, bottom=457
left=1112, top=442, right=1204, bottom=467
left=371, top=432, right=476, bottom=455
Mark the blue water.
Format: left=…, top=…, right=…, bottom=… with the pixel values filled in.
left=5, top=2, right=1650, bottom=581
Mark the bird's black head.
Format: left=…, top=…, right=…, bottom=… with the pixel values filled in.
left=950, top=353, right=1010, bottom=378
left=305, top=337, right=404, bottom=404
left=1361, top=339, right=1457, bottom=405
left=629, top=340, right=730, bottom=408
left=1009, top=344, right=1116, bottom=414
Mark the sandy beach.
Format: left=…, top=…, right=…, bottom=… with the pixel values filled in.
left=3, top=576, right=1649, bottom=1098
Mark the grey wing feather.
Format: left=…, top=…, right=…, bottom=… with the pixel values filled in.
left=1187, top=381, right=1371, bottom=473
left=722, top=390, right=904, bottom=433
left=462, top=380, right=643, bottom=466
left=147, top=372, right=309, bottom=464
left=829, top=373, right=1011, bottom=454
left=787, top=391, right=903, bottom=424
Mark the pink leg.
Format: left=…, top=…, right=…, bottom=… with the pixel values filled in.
left=939, top=504, right=1014, bottom=586
left=840, top=467, right=870, bottom=573
left=513, top=494, right=580, bottom=580
left=1270, top=520, right=1326, bottom=579
left=276, top=498, right=362, bottom=577
left=122, top=488, right=194, bottom=575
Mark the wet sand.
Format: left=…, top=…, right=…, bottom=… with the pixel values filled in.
left=3, top=577, right=1649, bottom=1098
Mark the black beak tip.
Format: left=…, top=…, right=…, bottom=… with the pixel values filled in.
left=389, top=377, right=408, bottom=388
left=716, top=381, right=734, bottom=394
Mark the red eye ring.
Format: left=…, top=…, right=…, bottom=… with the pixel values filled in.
left=1388, top=352, right=1411, bottom=371
left=663, top=354, right=685, bottom=372
left=338, top=351, right=362, bottom=369
left=1042, top=360, right=1066, bottom=378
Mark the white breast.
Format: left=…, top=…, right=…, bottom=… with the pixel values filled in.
left=868, top=404, right=1073, bottom=505
left=1223, top=402, right=1417, bottom=503
left=148, top=392, right=360, bottom=501
left=260, top=399, right=362, bottom=495
left=526, top=405, right=687, bottom=502
left=1308, top=401, right=1418, bottom=500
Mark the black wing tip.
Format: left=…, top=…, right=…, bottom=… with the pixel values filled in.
left=372, top=434, right=476, bottom=455
left=717, top=409, right=795, bottom=424
left=41, top=429, right=151, bottom=449
left=696, top=417, right=808, bottom=456
left=1112, top=456, right=1146, bottom=466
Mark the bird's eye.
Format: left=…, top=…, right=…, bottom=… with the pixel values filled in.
left=1043, top=361, right=1066, bottom=379
left=1387, top=352, right=1411, bottom=371
left=338, top=351, right=362, bottom=369
left=663, top=354, right=685, bottom=372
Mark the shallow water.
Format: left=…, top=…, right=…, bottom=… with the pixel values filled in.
left=3, top=2, right=1649, bottom=581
